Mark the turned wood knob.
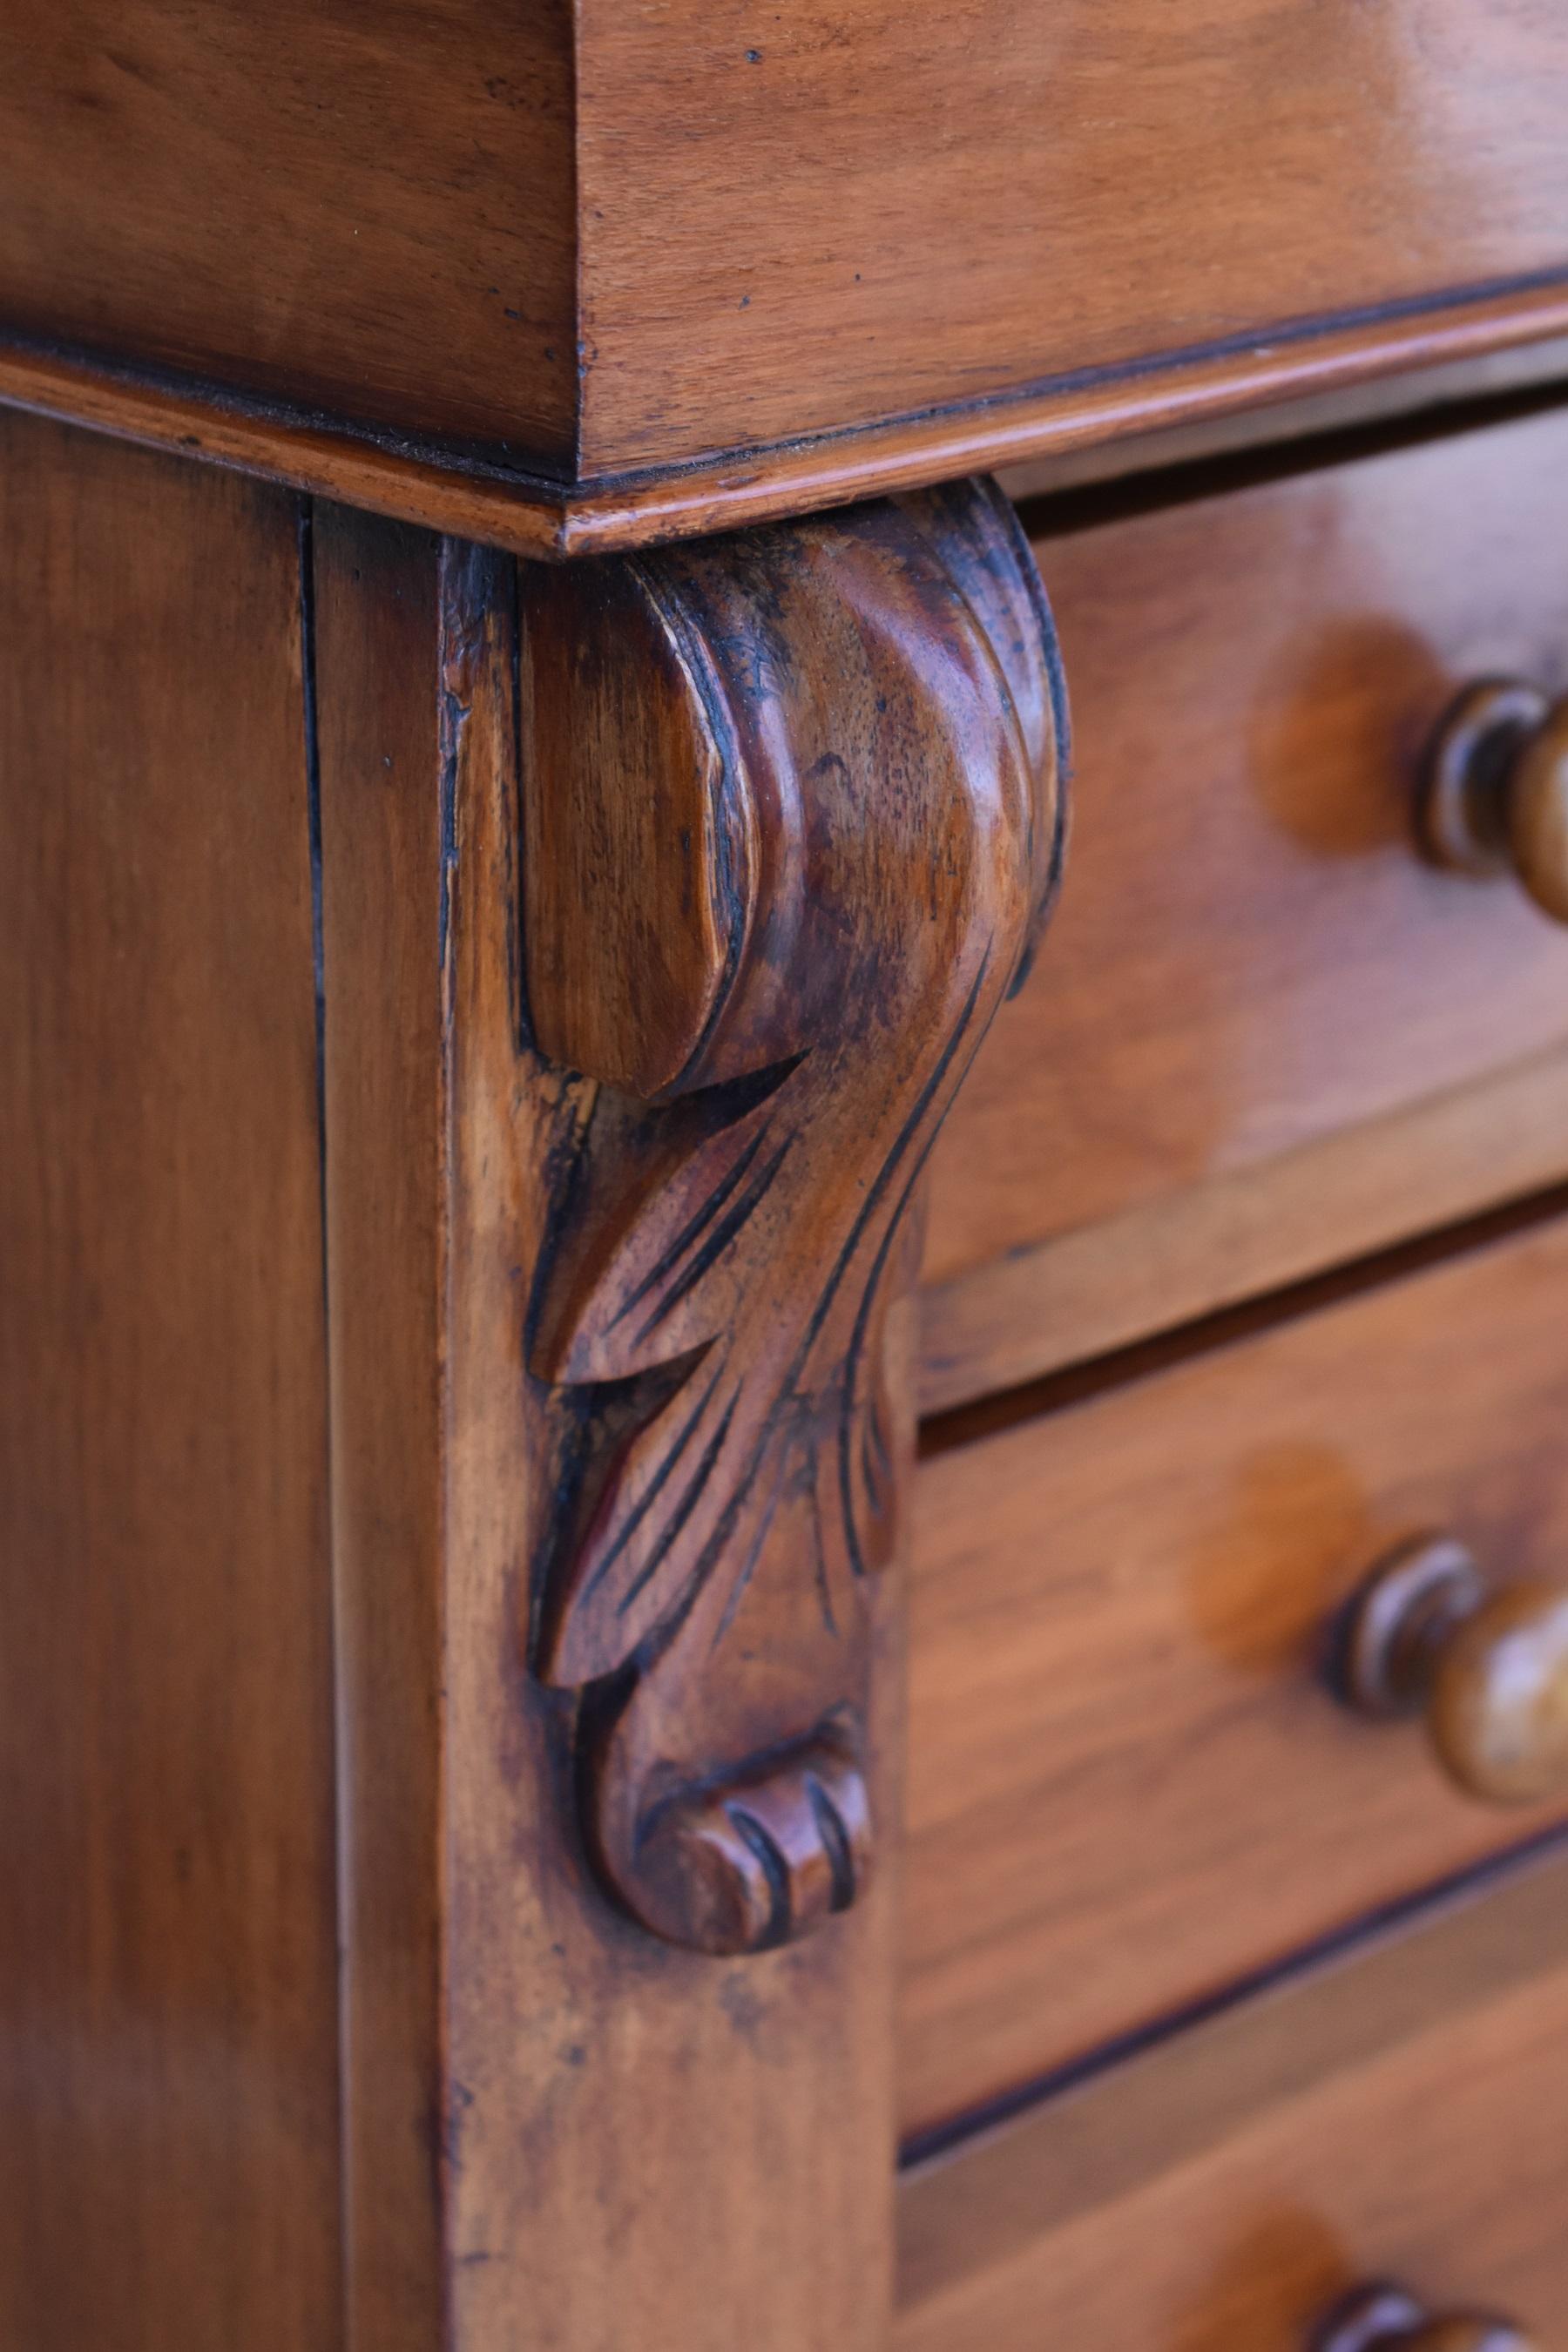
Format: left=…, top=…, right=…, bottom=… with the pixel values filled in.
left=1314, top=2281, right=1535, bottom=2352
left=1335, top=1536, right=1568, bottom=1805
left=1421, top=678, right=1568, bottom=923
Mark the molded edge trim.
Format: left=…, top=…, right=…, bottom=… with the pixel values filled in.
left=3, top=277, right=1568, bottom=557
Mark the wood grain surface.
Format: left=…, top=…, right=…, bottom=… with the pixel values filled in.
left=6, top=3, right=1568, bottom=544
left=992, top=335, right=1568, bottom=509
left=5, top=284, right=1568, bottom=562
left=0, top=0, right=576, bottom=462
left=903, top=1213, right=1568, bottom=2139
left=314, top=508, right=447, bottom=2352
left=572, top=0, right=1568, bottom=474
left=921, top=1046, right=1568, bottom=1411
left=0, top=418, right=340, bottom=2343
left=519, top=481, right=1062, bottom=1957
left=1420, top=678, right=1568, bottom=926
left=314, top=513, right=903, bottom=2350
left=924, top=401, right=1568, bottom=1405
left=1335, top=1535, right=1568, bottom=1809
left=898, top=1846, right=1568, bottom=2352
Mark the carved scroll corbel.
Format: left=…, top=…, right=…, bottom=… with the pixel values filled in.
left=520, top=477, right=1067, bottom=1955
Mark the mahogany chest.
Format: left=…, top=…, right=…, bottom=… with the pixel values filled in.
left=4, top=8, right=1568, bottom=2348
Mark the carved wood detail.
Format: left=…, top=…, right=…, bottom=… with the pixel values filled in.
left=519, top=478, right=1066, bottom=1954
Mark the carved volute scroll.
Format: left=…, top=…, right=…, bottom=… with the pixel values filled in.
left=520, top=478, right=1066, bottom=1954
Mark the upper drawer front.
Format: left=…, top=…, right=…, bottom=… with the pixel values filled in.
left=923, top=402, right=1568, bottom=1412
left=898, top=1851, right=1568, bottom=2352
left=903, top=1213, right=1568, bottom=2140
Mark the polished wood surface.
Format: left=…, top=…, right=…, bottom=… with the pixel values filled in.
left=520, top=482, right=1061, bottom=1956
left=6, top=276, right=1568, bottom=562
left=10, top=289, right=1568, bottom=565
left=0, top=0, right=576, bottom=462
left=1315, top=2283, right=1535, bottom=2352
left=924, top=402, right=1568, bottom=1407
left=1339, top=1537, right=1568, bottom=1807
left=12, top=4, right=1568, bottom=2334
left=1422, top=679, right=1568, bottom=923
left=903, top=1213, right=1568, bottom=2139
left=994, top=335, right=1568, bottom=509
left=7, top=8, right=1568, bottom=545
left=313, top=513, right=902, bottom=2349
left=573, top=2, right=1568, bottom=475
left=898, top=1848, right=1568, bottom=2352
left=314, top=508, right=447, bottom=2352
left=0, top=417, right=340, bottom=2344
left=921, top=1045, right=1568, bottom=1412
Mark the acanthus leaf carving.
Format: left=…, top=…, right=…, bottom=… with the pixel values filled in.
left=519, top=476, right=1067, bottom=1953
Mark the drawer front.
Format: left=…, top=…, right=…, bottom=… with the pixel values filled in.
left=902, top=1213, right=1568, bottom=2139
left=898, top=1849, right=1568, bottom=2352
left=922, top=402, right=1568, bottom=1412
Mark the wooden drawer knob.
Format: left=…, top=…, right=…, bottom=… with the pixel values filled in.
left=1335, top=1535, right=1568, bottom=1804
left=1421, top=678, right=1568, bottom=923
left=1315, top=2282, right=1535, bottom=2351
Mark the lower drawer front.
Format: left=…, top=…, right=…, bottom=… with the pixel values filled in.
left=903, top=1213, right=1568, bottom=2139
left=898, top=1849, right=1568, bottom=2352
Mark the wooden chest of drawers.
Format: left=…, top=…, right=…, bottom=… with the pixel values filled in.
left=4, top=10, right=1568, bottom=2352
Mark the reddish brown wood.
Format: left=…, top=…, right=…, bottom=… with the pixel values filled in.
left=1338, top=1536, right=1568, bottom=1806
left=21, top=6, right=1568, bottom=2335
left=1315, top=2283, right=1533, bottom=2352
left=8, top=0, right=1568, bottom=498
left=923, top=401, right=1568, bottom=1406
left=993, top=335, right=1568, bottom=508
left=571, top=1, right=1568, bottom=476
left=0, top=415, right=339, bottom=2344
left=904, top=1213, right=1568, bottom=2139
left=897, top=1851, right=1568, bottom=2352
left=314, top=509, right=448, bottom=2352
left=519, top=478, right=1065, bottom=1952
left=0, top=0, right=577, bottom=462
left=1422, top=679, right=1568, bottom=923
left=310, top=490, right=1061, bottom=2345
left=919, top=1049, right=1568, bottom=1415
left=4, top=286, right=1568, bottom=559
left=436, top=531, right=906, bottom=2352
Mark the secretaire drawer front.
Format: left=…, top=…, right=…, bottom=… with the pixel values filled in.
left=922, top=402, right=1568, bottom=1411
left=898, top=1851, right=1568, bottom=2352
left=902, top=1213, right=1568, bottom=2140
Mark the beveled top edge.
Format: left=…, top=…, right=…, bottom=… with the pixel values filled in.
left=3, top=278, right=1568, bottom=558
